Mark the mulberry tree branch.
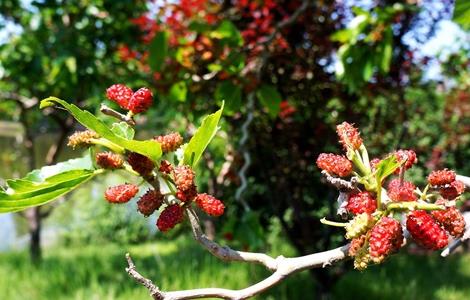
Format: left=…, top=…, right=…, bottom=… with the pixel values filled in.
left=126, top=206, right=349, bottom=300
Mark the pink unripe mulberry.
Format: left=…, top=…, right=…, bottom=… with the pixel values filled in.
left=394, top=149, right=417, bottom=173
left=427, top=169, right=456, bottom=186
left=154, top=132, right=183, bottom=153
left=431, top=200, right=466, bottom=238
left=96, top=152, right=123, bottom=169
left=369, top=217, right=403, bottom=263
left=173, top=165, right=195, bottom=192
left=336, top=122, right=363, bottom=150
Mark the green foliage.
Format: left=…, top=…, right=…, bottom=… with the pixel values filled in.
left=256, top=85, right=282, bottom=118
left=183, top=103, right=224, bottom=167
left=215, top=81, right=242, bottom=115
left=453, top=0, right=470, bottom=30
left=149, top=31, right=169, bottom=72
left=40, top=97, right=162, bottom=161
left=0, top=156, right=99, bottom=213
left=375, top=155, right=400, bottom=184
left=210, top=20, right=244, bottom=46
left=168, top=81, right=188, bottom=102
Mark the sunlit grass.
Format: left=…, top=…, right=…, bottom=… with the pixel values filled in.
left=1, top=237, right=470, bottom=300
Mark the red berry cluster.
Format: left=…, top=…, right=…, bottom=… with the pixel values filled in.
left=316, top=122, right=467, bottom=270
left=106, top=84, right=153, bottom=114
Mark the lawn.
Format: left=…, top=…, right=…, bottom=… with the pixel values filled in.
left=1, top=236, right=470, bottom=300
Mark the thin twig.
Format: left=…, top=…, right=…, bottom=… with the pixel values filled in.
left=100, top=104, right=136, bottom=126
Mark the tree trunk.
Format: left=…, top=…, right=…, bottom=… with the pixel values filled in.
left=26, top=207, right=42, bottom=264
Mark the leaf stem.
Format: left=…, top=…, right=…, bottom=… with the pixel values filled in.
left=90, top=138, right=125, bottom=154
left=320, top=218, right=348, bottom=227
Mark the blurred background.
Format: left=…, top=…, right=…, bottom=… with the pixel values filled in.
left=0, top=0, right=469, bottom=299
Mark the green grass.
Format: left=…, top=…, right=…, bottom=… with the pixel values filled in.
left=1, top=237, right=470, bottom=300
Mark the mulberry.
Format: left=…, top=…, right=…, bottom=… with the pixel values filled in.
left=173, top=165, right=195, bottom=192
left=431, top=200, right=466, bottom=238
left=176, top=185, right=198, bottom=202
left=345, top=213, right=374, bottom=239
left=159, top=160, right=173, bottom=174
left=427, top=169, right=456, bottom=186
left=195, top=193, right=225, bottom=217
left=157, top=204, right=184, bottom=232
left=316, top=153, right=353, bottom=177
left=406, top=210, right=448, bottom=250
left=67, top=130, right=99, bottom=148
left=394, top=149, right=417, bottom=172
left=137, top=189, right=164, bottom=217
left=369, top=217, right=403, bottom=263
left=128, top=87, right=153, bottom=114
left=127, top=152, right=155, bottom=176
left=346, top=192, right=377, bottom=215
left=154, top=132, right=183, bottom=153
left=96, top=152, right=123, bottom=169
left=440, top=180, right=465, bottom=200
left=336, top=122, right=363, bottom=150
left=106, top=84, right=133, bottom=110
left=387, top=179, right=417, bottom=202
left=104, top=184, right=139, bottom=203
left=349, top=235, right=367, bottom=257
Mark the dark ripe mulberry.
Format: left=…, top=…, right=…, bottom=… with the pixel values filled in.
left=104, top=184, right=139, bottom=203
left=106, top=84, right=133, bottom=110
left=128, top=87, right=153, bottom=114
left=176, top=185, right=198, bottom=202
left=336, top=122, right=363, bottom=150
left=432, top=200, right=466, bottom=238
left=387, top=178, right=417, bottom=202
left=369, top=217, right=403, bottom=263
left=96, top=152, right=123, bottom=169
left=195, top=193, right=225, bottom=217
left=127, top=152, right=155, bottom=176
left=316, top=153, right=353, bottom=177
left=346, top=191, right=377, bottom=215
left=173, top=165, right=195, bottom=191
left=137, top=189, right=164, bottom=217
left=427, top=169, right=456, bottom=186
left=406, top=210, right=448, bottom=250
left=154, top=132, right=183, bottom=153
left=159, top=160, right=173, bottom=174
left=157, top=204, right=184, bottom=232
left=440, top=180, right=465, bottom=200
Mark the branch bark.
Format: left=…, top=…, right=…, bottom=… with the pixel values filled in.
left=126, top=206, right=349, bottom=300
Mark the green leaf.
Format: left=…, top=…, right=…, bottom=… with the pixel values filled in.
left=40, top=97, right=162, bottom=161
left=381, top=27, right=393, bottom=73
left=210, top=20, right=243, bottom=46
left=148, top=31, right=169, bottom=72
left=0, top=156, right=101, bottom=213
left=168, top=81, right=187, bottom=102
left=256, top=85, right=282, bottom=118
left=111, top=122, right=135, bottom=140
left=215, top=81, right=241, bottom=115
left=183, top=103, right=224, bottom=167
left=453, top=0, right=470, bottom=30
left=375, top=155, right=400, bottom=184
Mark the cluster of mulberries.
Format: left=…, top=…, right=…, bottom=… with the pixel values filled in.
left=316, top=122, right=467, bottom=271
left=106, top=84, right=153, bottom=114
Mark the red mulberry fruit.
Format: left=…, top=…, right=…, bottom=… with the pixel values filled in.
left=406, top=210, right=448, bottom=250
left=128, top=87, right=153, bottom=114
left=176, top=185, right=198, bottom=202
left=428, top=169, right=456, bottom=186
left=336, top=122, right=363, bottom=150
left=394, top=149, right=417, bottom=173
left=154, top=132, right=183, bottom=153
left=157, top=204, right=184, bottom=232
left=104, top=184, right=139, bottom=204
left=195, top=193, right=225, bottom=217
left=369, top=217, right=403, bottom=263
left=127, top=152, right=155, bottom=176
left=346, top=191, right=377, bottom=215
left=137, top=189, right=164, bottom=217
left=387, top=179, right=417, bottom=202
left=106, top=84, right=133, bottom=110
left=432, top=200, right=466, bottom=238
left=173, top=165, right=195, bottom=192
left=349, top=235, right=367, bottom=257
left=96, top=152, right=123, bottom=169
left=440, top=180, right=465, bottom=200
left=316, top=153, right=353, bottom=177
